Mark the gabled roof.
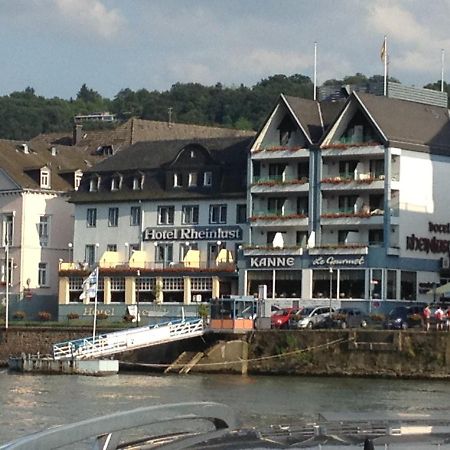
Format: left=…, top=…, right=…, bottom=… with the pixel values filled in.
left=322, top=92, right=450, bottom=154
left=355, top=92, right=450, bottom=154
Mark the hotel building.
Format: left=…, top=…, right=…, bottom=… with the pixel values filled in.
left=240, top=88, right=450, bottom=306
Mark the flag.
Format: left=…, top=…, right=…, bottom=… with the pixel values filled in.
left=380, top=38, right=387, bottom=62
left=79, top=267, right=98, bottom=300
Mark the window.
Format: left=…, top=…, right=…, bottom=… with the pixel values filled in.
left=130, top=206, right=141, bottom=226
left=163, top=277, right=184, bottom=290
left=236, top=204, right=247, bottom=224
left=338, top=230, right=358, bottom=244
left=297, top=162, right=309, bottom=180
left=38, top=262, right=48, bottom=287
left=40, top=169, right=51, bottom=189
left=85, top=245, right=96, bottom=266
left=268, top=163, right=285, bottom=181
left=133, top=174, right=144, bottom=190
left=180, top=242, right=198, bottom=261
left=338, top=195, right=358, bottom=213
left=38, top=216, right=49, bottom=244
left=369, top=229, right=384, bottom=245
left=203, top=171, right=212, bottom=187
left=111, top=176, right=122, bottom=191
left=89, top=176, right=100, bottom=192
left=108, top=207, right=119, bottom=227
left=155, top=244, right=173, bottom=264
left=182, top=205, right=199, bottom=224
left=296, top=197, right=308, bottom=215
left=107, top=244, right=117, bottom=252
left=3, top=213, right=13, bottom=246
left=296, top=231, right=308, bottom=247
left=173, top=173, right=182, bottom=188
left=86, top=208, right=97, bottom=227
left=158, top=206, right=175, bottom=225
left=339, top=160, right=358, bottom=178
left=209, top=204, right=227, bottom=224
left=268, top=197, right=285, bottom=215
left=370, top=159, right=384, bottom=178
left=188, top=172, right=198, bottom=187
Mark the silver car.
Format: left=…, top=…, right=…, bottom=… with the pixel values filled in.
left=293, top=306, right=334, bottom=329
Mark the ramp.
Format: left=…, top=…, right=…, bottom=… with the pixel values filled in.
left=53, top=318, right=205, bottom=360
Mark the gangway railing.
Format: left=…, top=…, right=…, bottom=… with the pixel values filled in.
left=53, top=318, right=205, bottom=360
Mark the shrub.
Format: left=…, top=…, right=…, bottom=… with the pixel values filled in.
left=96, top=312, right=109, bottom=320
left=67, top=312, right=80, bottom=320
left=38, top=311, right=51, bottom=321
left=13, top=311, right=26, bottom=320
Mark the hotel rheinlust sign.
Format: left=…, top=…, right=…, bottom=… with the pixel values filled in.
left=143, top=226, right=242, bottom=241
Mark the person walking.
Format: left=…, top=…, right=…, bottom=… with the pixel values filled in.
left=446, top=307, right=450, bottom=331
left=423, top=304, right=431, bottom=331
left=435, top=305, right=444, bottom=331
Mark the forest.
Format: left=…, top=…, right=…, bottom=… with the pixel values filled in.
left=0, top=73, right=448, bottom=140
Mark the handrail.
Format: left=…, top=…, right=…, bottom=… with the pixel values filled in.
left=53, top=318, right=205, bottom=360
left=0, top=402, right=237, bottom=450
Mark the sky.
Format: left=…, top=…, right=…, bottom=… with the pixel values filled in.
left=0, top=0, right=449, bottom=100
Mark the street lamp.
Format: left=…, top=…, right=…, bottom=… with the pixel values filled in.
left=329, top=267, right=333, bottom=314
left=5, top=242, right=9, bottom=330
left=68, top=242, right=73, bottom=264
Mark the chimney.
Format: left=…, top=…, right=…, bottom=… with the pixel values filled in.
left=21, top=143, right=29, bottom=154
left=50, top=146, right=57, bottom=156
left=73, top=124, right=83, bottom=146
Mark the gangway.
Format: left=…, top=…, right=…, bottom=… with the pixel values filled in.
left=52, top=318, right=205, bottom=360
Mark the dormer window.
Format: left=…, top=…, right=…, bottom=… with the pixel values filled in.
left=190, top=150, right=196, bottom=158
left=188, top=172, right=198, bottom=187
left=173, top=173, right=182, bottom=188
left=111, top=174, right=122, bottom=191
left=74, top=171, right=82, bottom=191
left=133, top=173, right=144, bottom=190
left=89, top=175, right=100, bottom=192
left=40, top=168, right=51, bottom=189
left=278, top=115, right=296, bottom=146
left=203, top=171, right=212, bottom=187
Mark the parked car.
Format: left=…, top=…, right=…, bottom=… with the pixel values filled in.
left=322, top=307, right=369, bottom=329
left=384, top=304, right=426, bottom=330
left=271, top=307, right=301, bottom=329
left=291, top=306, right=333, bottom=329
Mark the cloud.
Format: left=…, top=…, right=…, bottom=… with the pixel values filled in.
left=54, top=0, right=126, bottom=40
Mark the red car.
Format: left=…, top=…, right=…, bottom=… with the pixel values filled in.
left=271, top=307, right=301, bottom=329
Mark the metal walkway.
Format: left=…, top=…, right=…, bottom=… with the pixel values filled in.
left=52, top=318, right=205, bottom=360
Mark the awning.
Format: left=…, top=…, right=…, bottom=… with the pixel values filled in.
left=427, top=282, right=450, bottom=295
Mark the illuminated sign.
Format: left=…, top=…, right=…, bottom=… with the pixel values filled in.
left=311, top=255, right=366, bottom=267
left=250, top=256, right=295, bottom=268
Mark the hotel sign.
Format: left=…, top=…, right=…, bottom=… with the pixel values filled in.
left=143, top=226, right=242, bottom=241
left=406, top=221, right=450, bottom=254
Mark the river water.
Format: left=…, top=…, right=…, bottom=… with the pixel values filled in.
left=1, top=370, right=450, bottom=445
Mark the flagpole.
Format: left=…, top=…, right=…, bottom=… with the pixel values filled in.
left=383, top=35, right=388, bottom=96
left=441, top=48, right=445, bottom=92
left=92, top=267, right=98, bottom=342
left=313, top=41, right=317, bottom=101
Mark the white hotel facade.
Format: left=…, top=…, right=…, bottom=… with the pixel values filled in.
left=239, top=88, right=450, bottom=306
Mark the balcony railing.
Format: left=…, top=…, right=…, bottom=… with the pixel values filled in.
left=252, top=176, right=309, bottom=185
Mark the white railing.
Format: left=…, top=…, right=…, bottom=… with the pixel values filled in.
left=53, top=318, right=205, bottom=360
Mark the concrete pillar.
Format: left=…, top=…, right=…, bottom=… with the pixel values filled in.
left=212, top=276, right=220, bottom=298
left=58, top=277, right=70, bottom=305
left=125, top=276, right=135, bottom=305
left=155, top=277, right=163, bottom=304
left=103, top=277, right=112, bottom=304
left=183, top=276, right=191, bottom=304
left=302, top=269, right=313, bottom=299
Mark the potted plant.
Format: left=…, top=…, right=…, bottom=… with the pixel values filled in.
left=38, top=311, right=51, bottom=321
left=13, top=311, right=26, bottom=320
left=96, top=312, right=109, bottom=320
left=67, top=312, right=80, bottom=321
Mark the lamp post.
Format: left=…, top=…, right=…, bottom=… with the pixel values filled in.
left=5, top=242, right=9, bottom=330
left=329, top=267, right=333, bottom=314
left=136, top=269, right=140, bottom=327
left=68, top=242, right=73, bottom=264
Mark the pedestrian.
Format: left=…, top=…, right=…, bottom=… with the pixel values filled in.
left=435, top=305, right=444, bottom=331
left=446, top=307, right=450, bottom=331
left=423, top=305, right=431, bottom=331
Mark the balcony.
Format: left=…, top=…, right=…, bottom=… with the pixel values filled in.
left=243, top=246, right=304, bottom=256
left=321, top=143, right=385, bottom=157
left=320, top=209, right=384, bottom=226
left=251, top=177, right=309, bottom=194
left=320, top=174, right=385, bottom=192
left=252, top=146, right=309, bottom=160
left=249, top=211, right=308, bottom=227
